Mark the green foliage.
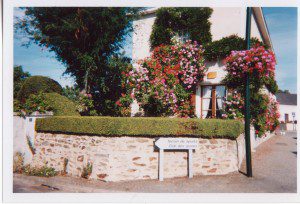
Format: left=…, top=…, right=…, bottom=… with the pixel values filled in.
left=204, top=35, right=268, bottom=61
left=81, top=162, right=93, bottom=179
left=150, top=7, right=213, bottom=48
left=264, top=77, right=279, bottom=94
left=278, top=89, right=290, bottom=94
left=14, top=65, right=31, bottom=99
left=13, top=99, right=24, bottom=114
left=13, top=152, right=24, bottom=173
left=62, top=86, right=80, bottom=101
left=16, top=8, right=143, bottom=115
left=26, top=135, right=36, bottom=155
left=76, top=93, right=98, bottom=116
left=18, top=76, right=63, bottom=102
left=221, top=91, right=244, bottom=120
left=14, top=92, right=79, bottom=116
left=23, top=165, right=58, bottom=177
left=43, top=93, right=80, bottom=116
left=36, top=117, right=244, bottom=139
left=23, top=92, right=53, bottom=115
left=92, top=54, right=134, bottom=116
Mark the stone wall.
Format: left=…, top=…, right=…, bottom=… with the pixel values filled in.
left=32, top=133, right=245, bottom=182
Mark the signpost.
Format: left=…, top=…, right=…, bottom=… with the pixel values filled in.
left=292, top=112, right=296, bottom=131
left=155, top=138, right=198, bottom=181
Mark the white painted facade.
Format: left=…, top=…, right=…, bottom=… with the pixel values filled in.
left=278, top=104, right=297, bottom=123
left=132, top=7, right=272, bottom=117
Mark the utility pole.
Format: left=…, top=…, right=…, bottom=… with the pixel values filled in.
left=245, top=7, right=253, bottom=177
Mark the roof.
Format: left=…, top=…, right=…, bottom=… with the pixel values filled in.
left=276, top=93, right=297, bottom=105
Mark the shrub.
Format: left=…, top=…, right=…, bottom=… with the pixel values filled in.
left=13, top=152, right=24, bottom=173
left=76, top=93, right=98, bottom=116
left=43, top=93, right=80, bottom=116
left=36, top=117, right=244, bottom=139
left=223, top=45, right=279, bottom=136
left=18, top=76, right=63, bottom=102
left=81, top=161, right=93, bottom=179
left=23, top=165, right=58, bottom=177
left=23, top=92, right=53, bottom=115
left=125, top=41, right=206, bottom=117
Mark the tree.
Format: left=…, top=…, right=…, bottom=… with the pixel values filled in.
left=14, top=65, right=31, bottom=99
left=278, top=89, right=290, bottom=94
left=16, top=7, right=143, bottom=115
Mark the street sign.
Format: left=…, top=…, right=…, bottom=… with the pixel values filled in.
left=155, top=138, right=198, bottom=181
left=155, top=138, right=198, bottom=150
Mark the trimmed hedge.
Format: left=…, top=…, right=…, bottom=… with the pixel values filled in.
left=44, top=93, right=80, bottom=116
left=36, top=117, right=244, bottom=139
left=18, top=76, right=63, bottom=102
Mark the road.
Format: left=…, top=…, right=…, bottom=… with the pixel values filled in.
left=13, top=131, right=297, bottom=193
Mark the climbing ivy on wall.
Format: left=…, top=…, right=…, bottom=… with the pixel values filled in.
left=150, top=7, right=213, bottom=48
left=150, top=8, right=269, bottom=62
left=204, top=35, right=269, bottom=61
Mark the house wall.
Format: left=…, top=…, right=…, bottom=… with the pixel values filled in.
left=132, top=8, right=266, bottom=116
left=32, top=133, right=246, bottom=182
left=132, top=7, right=264, bottom=62
left=278, top=104, right=297, bottom=123
left=132, top=13, right=156, bottom=62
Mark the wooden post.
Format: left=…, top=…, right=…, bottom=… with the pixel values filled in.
left=159, top=148, right=164, bottom=181
left=188, top=149, right=193, bottom=178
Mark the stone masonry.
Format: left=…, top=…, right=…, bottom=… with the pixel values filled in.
left=32, top=133, right=245, bottom=182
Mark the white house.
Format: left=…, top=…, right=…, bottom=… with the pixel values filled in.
left=276, top=92, right=297, bottom=130
left=131, top=7, right=274, bottom=118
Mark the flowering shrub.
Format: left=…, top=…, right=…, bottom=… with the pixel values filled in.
left=223, top=45, right=279, bottom=136
left=22, top=93, right=53, bottom=115
left=76, top=93, right=98, bottom=116
left=225, top=45, right=276, bottom=81
left=125, top=40, right=206, bottom=117
left=221, top=91, right=244, bottom=120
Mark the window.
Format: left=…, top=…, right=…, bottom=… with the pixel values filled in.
left=285, top=114, right=289, bottom=123
left=201, top=85, right=226, bottom=119
left=173, top=30, right=190, bottom=44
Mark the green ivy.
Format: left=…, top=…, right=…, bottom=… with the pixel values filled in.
left=204, top=35, right=269, bottom=61
left=150, top=7, right=213, bottom=48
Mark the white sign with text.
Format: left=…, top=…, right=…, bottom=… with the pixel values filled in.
left=155, top=138, right=199, bottom=181
left=155, top=138, right=198, bottom=150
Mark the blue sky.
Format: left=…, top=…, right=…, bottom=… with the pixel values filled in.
left=14, top=7, right=297, bottom=93
left=263, top=7, right=297, bottom=94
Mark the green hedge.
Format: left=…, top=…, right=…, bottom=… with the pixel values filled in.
left=36, top=117, right=244, bottom=139
left=44, top=93, right=80, bottom=116
left=18, top=76, right=63, bottom=102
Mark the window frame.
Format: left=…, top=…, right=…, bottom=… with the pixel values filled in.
left=201, top=85, right=227, bottom=119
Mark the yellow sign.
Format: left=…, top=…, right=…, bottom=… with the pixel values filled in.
left=207, top=72, right=217, bottom=79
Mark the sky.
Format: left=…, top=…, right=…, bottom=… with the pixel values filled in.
left=14, top=7, right=297, bottom=93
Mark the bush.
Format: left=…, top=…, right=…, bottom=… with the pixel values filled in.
left=23, top=92, right=53, bottom=115
left=36, top=117, right=244, bottom=139
left=13, top=152, right=24, bottom=173
left=43, top=93, right=80, bottom=116
left=18, top=76, right=63, bottom=102
left=23, top=165, right=58, bottom=177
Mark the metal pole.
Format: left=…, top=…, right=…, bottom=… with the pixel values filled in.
left=245, top=7, right=253, bottom=177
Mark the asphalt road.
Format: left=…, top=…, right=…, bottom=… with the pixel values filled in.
left=13, top=131, right=297, bottom=193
